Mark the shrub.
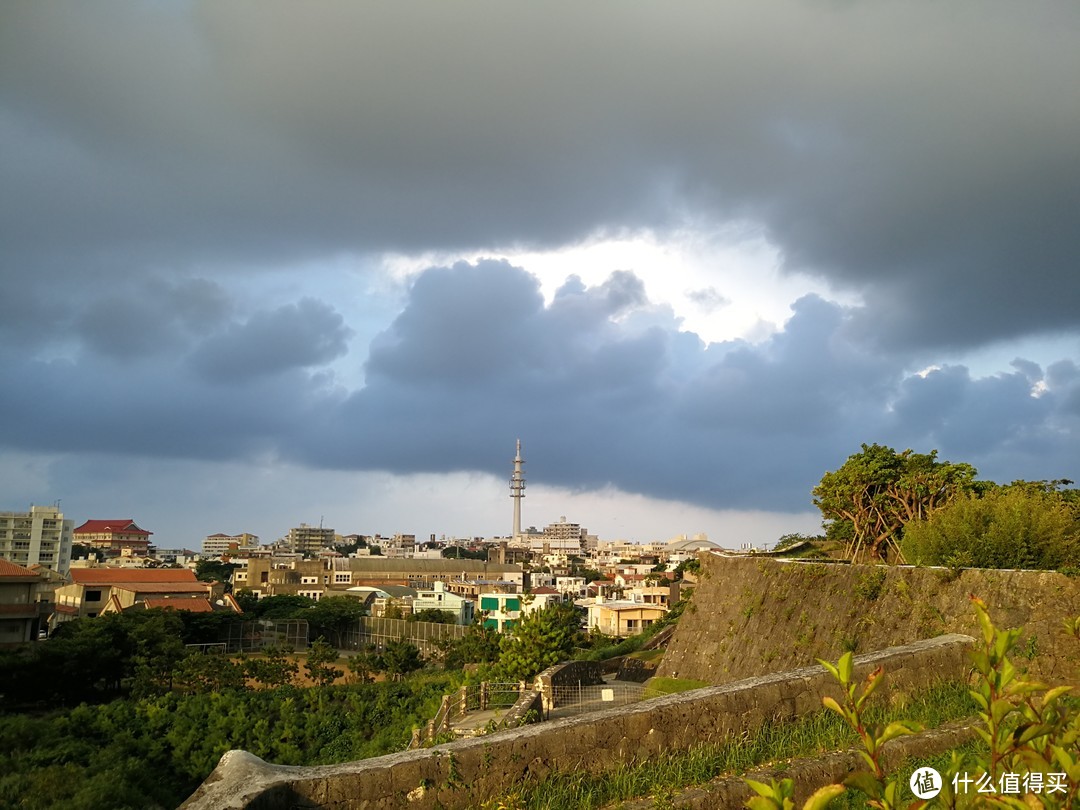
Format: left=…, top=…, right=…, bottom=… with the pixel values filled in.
left=746, top=596, right=1080, bottom=809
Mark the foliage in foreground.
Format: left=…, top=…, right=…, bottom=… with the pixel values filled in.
left=0, top=674, right=452, bottom=810
left=478, top=680, right=976, bottom=810
left=747, top=596, right=1080, bottom=809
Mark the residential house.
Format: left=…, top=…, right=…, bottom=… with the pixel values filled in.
left=412, top=581, right=474, bottom=624
left=521, top=586, right=565, bottom=616
left=478, top=592, right=521, bottom=632
left=54, top=568, right=215, bottom=623
left=586, top=595, right=667, bottom=638
left=0, top=559, right=44, bottom=645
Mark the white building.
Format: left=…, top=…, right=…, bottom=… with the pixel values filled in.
left=0, top=505, right=73, bottom=575
left=203, top=532, right=260, bottom=556
left=529, top=516, right=587, bottom=554
left=412, top=581, right=475, bottom=625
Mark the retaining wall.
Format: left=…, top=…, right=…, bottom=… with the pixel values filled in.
left=181, top=633, right=973, bottom=810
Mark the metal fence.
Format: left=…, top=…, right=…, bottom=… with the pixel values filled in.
left=341, top=617, right=467, bottom=657
left=213, top=619, right=310, bottom=653
left=546, top=682, right=646, bottom=719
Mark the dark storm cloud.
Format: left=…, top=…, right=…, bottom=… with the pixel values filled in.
left=0, top=260, right=1076, bottom=511
left=3, top=1, right=1079, bottom=352
left=190, top=298, right=352, bottom=382
left=299, top=262, right=1080, bottom=510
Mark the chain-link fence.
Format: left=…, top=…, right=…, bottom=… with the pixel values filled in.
left=211, top=619, right=310, bottom=653
left=546, top=682, right=646, bottom=719
left=341, top=617, right=467, bottom=657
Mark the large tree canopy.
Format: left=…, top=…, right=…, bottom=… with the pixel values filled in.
left=813, top=444, right=979, bottom=562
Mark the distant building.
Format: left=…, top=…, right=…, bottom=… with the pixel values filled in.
left=54, top=568, right=218, bottom=622
left=529, top=516, right=587, bottom=554
left=412, top=581, right=475, bottom=625
left=0, top=559, right=44, bottom=645
left=478, top=592, right=521, bottom=631
left=73, top=519, right=152, bottom=557
left=203, top=532, right=260, bottom=557
left=586, top=595, right=667, bottom=638
left=287, top=524, right=335, bottom=557
left=0, top=505, right=74, bottom=574
left=380, top=534, right=416, bottom=558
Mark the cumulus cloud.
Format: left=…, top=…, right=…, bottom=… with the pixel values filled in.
left=305, top=261, right=1079, bottom=509
left=0, top=258, right=1077, bottom=515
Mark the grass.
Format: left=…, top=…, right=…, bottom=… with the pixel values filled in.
left=641, top=677, right=709, bottom=699
left=480, top=679, right=978, bottom=810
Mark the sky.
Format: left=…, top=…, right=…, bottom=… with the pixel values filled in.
left=2, top=1, right=1079, bottom=551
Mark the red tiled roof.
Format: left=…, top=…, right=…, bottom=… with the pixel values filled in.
left=0, top=559, right=40, bottom=578
left=530, top=586, right=560, bottom=595
left=141, top=597, right=215, bottom=613
left=70, top=568, right=197, bottom=584
left=111, top=583, right=210, bottom=594
left=73, top=520, right=152, bottom=536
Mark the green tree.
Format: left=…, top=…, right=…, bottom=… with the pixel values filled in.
left=173, top=651, right=245, bottom=694
left=408, top=608, right=456, bottom=624
left=381, top=640, right=423, bottom=680
left=902, top=484, right=1080, bottom=570
left=813, top=444, right=978, bottom=562
left=346, top=645, right=381, bottom=683
left=243, top=644, right=299, bottom=688
left=304, top=638, right=343, bottom=687
left=129, top=610, right=187, bottom=697
left=495, top=602, right=584, bottom=681
left=232, top=588, right=259, bottom=614
left=194, top=559, right=239, bottom=586
left=439, top=623, right=502, bottom=670
left=249, top=594, right=315, bottom=620
left=304, top=596, right=366, bottom=647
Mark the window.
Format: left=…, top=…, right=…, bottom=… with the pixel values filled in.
left=85, top=589, right=102, bottom=602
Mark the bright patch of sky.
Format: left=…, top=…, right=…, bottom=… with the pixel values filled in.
left=381, top=225, right=861, bottom=348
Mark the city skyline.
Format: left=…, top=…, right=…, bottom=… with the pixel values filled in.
left=1, top=2, right=1078, bottom=550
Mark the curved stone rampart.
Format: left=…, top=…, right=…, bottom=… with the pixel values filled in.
left=181, top=634, right=973, bottom=810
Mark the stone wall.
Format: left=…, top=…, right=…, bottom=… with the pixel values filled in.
left=181, top=634, right=973, bottom=810
left=659, top=555, right=1080, bottom=687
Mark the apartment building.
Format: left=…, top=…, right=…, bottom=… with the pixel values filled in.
left=203, top=532, right=260, bottom=557
left=0, top=505, right=73, bottom=574
left=287, top=524, right=335, bottom=556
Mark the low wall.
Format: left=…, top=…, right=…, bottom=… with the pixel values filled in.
left=181, top=634, right=973, bottom=810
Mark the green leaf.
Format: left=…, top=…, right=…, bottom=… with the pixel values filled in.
left=878, top=720, right=921, bottom=744
left=817, top=659, right=840, bottom=681
left=843, top=771, right=883, bottom=799
left=802, top=784, right=846, bottom=810
left=821, top=696, right=845, bottom=717
left=838, top=651, right=854, bottom=684
left=744, top=779, right=775, bottom=799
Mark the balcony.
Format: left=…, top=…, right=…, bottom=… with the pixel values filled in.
left=0, top=603, right=39, bottom=619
